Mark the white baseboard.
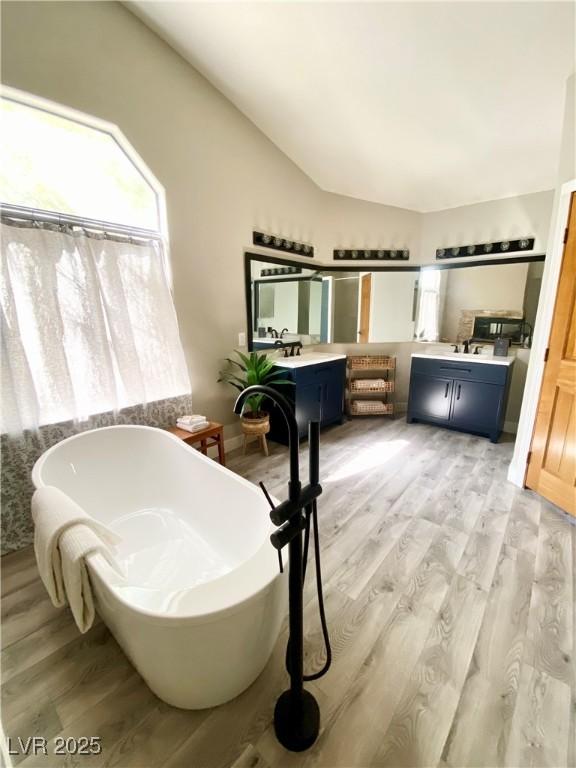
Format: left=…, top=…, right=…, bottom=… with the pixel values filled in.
left=504, top=420, right=518, bottom=435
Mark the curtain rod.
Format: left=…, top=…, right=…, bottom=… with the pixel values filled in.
left=0, top=203, right=163, bottom=241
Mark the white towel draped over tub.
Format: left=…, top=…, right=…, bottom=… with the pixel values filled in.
left=31, top=486, right=123, bottom=633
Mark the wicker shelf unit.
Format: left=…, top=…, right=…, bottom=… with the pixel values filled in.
left=346, top=355, right=395, bottom=417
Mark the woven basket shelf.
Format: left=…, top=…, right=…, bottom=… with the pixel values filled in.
left=350, top=379, right=394, bottom=394
left=349, top=400, right=394, bottom=416
left=348, top=355, right=396, bottom=371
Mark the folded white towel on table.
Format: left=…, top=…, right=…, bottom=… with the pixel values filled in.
left=177, top=419, right=209, bottom=434
left=32, top=486, right=123, bottom=633
left=178, top=414, right=206, bottom=425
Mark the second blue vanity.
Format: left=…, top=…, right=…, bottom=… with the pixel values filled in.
left=406, top=353, right=514, bottom=442
left=268, top=353, right=346, bottom=444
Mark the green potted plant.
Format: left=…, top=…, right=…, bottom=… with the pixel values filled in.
left=218, top=350, right=292, bottom=452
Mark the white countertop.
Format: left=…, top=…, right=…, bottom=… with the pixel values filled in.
left=274, top=352, right=347, bottom=369
left=412, top=352, right=515, bottom=367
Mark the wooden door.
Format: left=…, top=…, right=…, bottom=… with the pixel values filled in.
left=526, top=192, right=576, bottom=515
left=358, top=274, right=371, bottom=343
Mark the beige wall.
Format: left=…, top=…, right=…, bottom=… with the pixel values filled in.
left=557, top=73, right=575, bottom=184
left=317, top=190, right=421, bottom=260
left=420, top=189, right=554, bottom=263
left=1, top=1, right=559, bottom=434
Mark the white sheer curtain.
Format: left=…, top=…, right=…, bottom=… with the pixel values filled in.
left=415, top=268, right=442, bottom=342
left=1, top=222, right=190, bottom=434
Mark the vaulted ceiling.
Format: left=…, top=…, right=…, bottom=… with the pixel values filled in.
left=129, top=2, right=574, bottom=212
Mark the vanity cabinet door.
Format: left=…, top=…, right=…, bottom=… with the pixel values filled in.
left=317, top=362, right=346, bottom=425
left=450, top=379, right=503, bottom=434
left=409, top=373, right=453, bottom=421
left=295, top=382, right=322, bottom=434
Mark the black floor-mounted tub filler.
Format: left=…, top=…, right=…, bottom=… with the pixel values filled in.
left=234, top=385, right=331, bottom=752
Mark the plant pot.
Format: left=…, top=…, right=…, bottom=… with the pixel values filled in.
left=240, top=412, right=270, bottom=456
left=240, top=412, right=270, bottom=436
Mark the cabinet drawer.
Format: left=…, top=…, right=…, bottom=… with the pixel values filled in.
left=410, top=356, right=508, bottom=386
left=293, top=359, right=346, bottom=384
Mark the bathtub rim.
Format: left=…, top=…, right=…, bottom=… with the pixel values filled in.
left=32, top=424, right=284, bottom=626
left=33, top=423, right=261, bottom=496
left=86, top=543, right=284, bottom=628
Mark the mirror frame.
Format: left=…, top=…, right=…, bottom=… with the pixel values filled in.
left=244, top=250, right=546, bottom=351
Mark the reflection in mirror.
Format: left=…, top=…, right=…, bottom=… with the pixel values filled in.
left=249, top=260, right=327, bottom=350
left=246, top=255, right=544, bottom=349
left=416, top=261, right=543, bottom=346
left=324, top=271, right=419, bottom=343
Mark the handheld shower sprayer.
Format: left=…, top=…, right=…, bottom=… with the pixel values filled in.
left=234, top=385, right=331, bottom=752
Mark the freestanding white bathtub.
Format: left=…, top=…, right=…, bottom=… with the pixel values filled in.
left=32, top=425, right=287, bottom=709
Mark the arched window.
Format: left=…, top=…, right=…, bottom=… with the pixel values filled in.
left=1, top=89, right=190, bottom=433
left=1, top=90, right=161, bottom=231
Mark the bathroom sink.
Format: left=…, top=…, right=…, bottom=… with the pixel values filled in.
left=412, top=351, right=514, bottom=366
left=274, top=352, right=347, bottom=368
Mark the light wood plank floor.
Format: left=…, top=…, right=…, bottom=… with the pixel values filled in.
left=2, top=417, right=575, bottom=768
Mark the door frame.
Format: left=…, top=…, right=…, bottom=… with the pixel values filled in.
left=358, top=273, right=372, bottom=343
left=508, top=179, right=576, bottom=487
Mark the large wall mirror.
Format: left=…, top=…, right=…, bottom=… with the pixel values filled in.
left=245, top=253, right=545, bottom=350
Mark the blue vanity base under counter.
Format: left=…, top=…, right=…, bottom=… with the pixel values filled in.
left=406, top=354, right=514, bottom=443
left=268, top=354, right=346, bottom=445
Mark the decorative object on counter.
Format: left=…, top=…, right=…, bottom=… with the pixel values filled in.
left=218, top=351, right=293, bottom=456
left=333, top=248, right=409, bottom=261
left=346, top=356, right=395, bottom=416
left=436, top=237, right=534, bottom=260
left=168, top=421, right=226, bottom=465
left=493, top=338, right=511, bottom=357
left=253, top=231, right=314, bottom=257
left=260, top=266, right=302, bottom=276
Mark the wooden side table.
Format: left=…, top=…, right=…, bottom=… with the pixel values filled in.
left=167, top=422, right=226, bottom=466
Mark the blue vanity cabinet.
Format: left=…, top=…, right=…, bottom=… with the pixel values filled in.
left=268, top=358, right=346, bottom=444
left=409, top=374, right=453, bottom=421
left=407, top=356, right=513, bottom=442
